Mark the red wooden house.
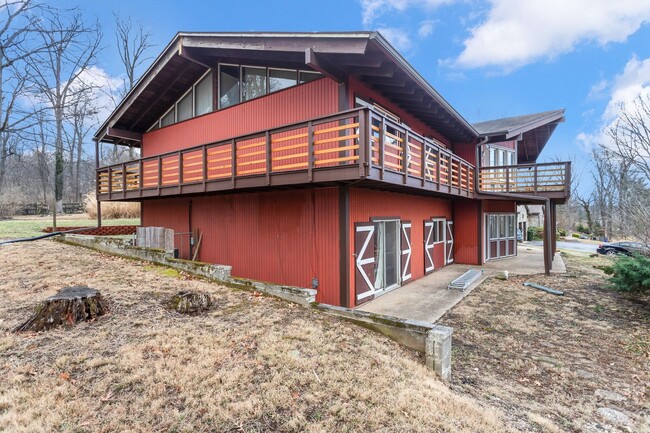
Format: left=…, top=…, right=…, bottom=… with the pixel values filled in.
left=94, top=32, right=570, bottom=308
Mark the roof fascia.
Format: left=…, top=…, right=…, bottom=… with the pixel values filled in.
left=95, top=33, right=183, bottom=142
left=369, top=32, right=479, bottom=139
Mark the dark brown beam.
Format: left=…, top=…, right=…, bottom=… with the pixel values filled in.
left=348, top=63, right=396, bottom=78
left=128, top=62, right=195, bottom=130
left=178, top=46, right=212, bottom=68
left=107, top=128, right=143, bottom=142
left=305, top=48, right=345, bottom=83
left=182, top=35, right=369, bottom=55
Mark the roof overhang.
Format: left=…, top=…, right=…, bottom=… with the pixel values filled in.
left=95, top=32, right=479, bottom=145
left=473, top=109, right=565, bottom=163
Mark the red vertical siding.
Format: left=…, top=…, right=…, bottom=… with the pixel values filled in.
left=348, top=188, right=452, bottom=307
left=453, top=199, right=480, bottom=265
left=144, top=188, right=340, bottom=305
left=453, top=142, right=478, bottom=165
left=142, top=78, right=340, bottom=157
left=348, top=78, right=451, bottom=147
left=141, top=198, right=192, bottom=258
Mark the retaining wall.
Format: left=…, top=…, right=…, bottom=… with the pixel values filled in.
left=58, top=234, right=451, bottom=380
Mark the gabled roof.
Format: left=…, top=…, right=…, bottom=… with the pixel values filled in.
left=473, top=109, right=565, bottom=163
left=95, top=31, right=479, bottom=145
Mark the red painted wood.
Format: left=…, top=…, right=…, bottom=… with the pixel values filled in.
left=453, top=142, right=478, bottom=165
left=348, top=187, right=452, bottom=307
left=433, top=243, right=445, bottom=269
left=483, top=200, right=516, bottom=213
left=142, top=78, right=339, bottom=157
left=142, top=188, right=341, bottom=305
left=453, top=199, right=480, bottom=265
left=348, top=77, right=452, bottom=147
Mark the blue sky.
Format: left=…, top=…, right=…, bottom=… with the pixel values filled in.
left=53, top=0, right=650, bottom=175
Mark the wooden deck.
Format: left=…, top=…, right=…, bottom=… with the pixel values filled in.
left=97, top=107, right=570, bottom=202
left=96, top=107, right=476, bottom=201
left=477, top=162, right=571, bottom=201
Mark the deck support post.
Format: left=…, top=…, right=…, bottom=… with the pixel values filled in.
left=339, top=185, right=350, bottom=308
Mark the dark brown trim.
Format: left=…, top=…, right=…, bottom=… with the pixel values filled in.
left=339, top=185, right=350, bottom=308
left=338, top=78, right=349, bottom=111
left=370, top=216, right=400, bottom=222
left=477, top=200, right=483, bottom=264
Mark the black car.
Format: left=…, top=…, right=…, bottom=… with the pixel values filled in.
left=597, top=241, right=650, bottom=257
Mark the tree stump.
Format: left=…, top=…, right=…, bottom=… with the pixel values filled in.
left=167, top=291, right=213, bottom=315
left=14, top=286, right=108, bottom=332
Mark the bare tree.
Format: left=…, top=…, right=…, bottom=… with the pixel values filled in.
left=113, top=13, right=152, bottom=160
left=63, top=89, right=98, bottom=202
left=608, top=95, right=650, bottom=182
left=113, top=12, right=153, bottom=95
left=26, top=9, right=101, bottom=212
left=0, top=0, right=49, bottom=191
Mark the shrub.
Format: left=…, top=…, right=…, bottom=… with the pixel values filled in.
left=527, top=226, right=543, bottom=240
left=572, top=233, right=580, bottom=238
left=558, top=228, right=567, bottom=237
left=608, top=254, right=650, bottom=294
left=84, top=192, right=140, bottom=219
left=576, top=223, right=590, bottom=234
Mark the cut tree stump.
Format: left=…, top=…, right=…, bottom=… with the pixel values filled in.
left=167, top=291, right=213, bottom=315
left=14, top=286, right=108, bottom=333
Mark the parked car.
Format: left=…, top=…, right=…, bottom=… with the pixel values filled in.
left=596, top=241, right=650, bottom=257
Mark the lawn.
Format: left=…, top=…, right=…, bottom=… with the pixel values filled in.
left=0, top=240, right=510, bottom=433
left=441, top=250, right=649, bottom=432
left=0, top=216, right=140, bottom=239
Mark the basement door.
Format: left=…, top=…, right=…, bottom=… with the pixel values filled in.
left=424, top=218, right=447, bottom=273
left=485, top=213, right=517, bottom=261
left=355, top=219, right=411, bottom=305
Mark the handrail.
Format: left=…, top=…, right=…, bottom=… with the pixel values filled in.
left=97, top=106, right=478, bottom=197
left=478, top=161, right=570, bottom=195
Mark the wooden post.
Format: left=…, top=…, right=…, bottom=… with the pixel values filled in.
left=308, top=121, right=314, bottom=181
left=265, top=131, right=271, bottom=185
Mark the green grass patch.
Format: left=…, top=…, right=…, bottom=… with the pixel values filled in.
left=0, top=217, right=140, bottom=239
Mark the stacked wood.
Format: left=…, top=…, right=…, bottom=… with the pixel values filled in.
left=136, top=226, right=174, bottom=252
left=166, top=291, right=213, bottom=315
left=14, top=286, right=108, bottom=332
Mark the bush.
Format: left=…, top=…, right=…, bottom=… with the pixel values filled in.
left=572, top=233, right=580, bottom=238
left=608, top=254, right=650, bottom=294
left=84, top=192, right=140, bottom=219
left=576, top=223, right=590, bottom=234
left=527, top=226, right=543, bottom=240
left=558, top=228, right=567, bottom=237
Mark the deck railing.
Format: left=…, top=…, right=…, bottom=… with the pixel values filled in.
left=97, top=107, right=476, bottom=198
left=478, top=161, right=570, bottom=195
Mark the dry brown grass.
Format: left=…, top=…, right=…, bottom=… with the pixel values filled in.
left=442, top=251, right=650, bottom=432
left=84, top=192, right=140, bottom=219
left=0, top=241, right=513, bottom=433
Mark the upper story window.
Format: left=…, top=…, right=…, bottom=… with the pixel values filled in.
left=149, top=70, right=213, bottom=131
left=485, top=143, right=516, bottom=167
left=149, top=64, right=322, bottom=132
left=218, top=64, right=321, bottom=109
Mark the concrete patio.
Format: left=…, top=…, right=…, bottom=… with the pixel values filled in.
left=358, top=244, right=565, bottom=323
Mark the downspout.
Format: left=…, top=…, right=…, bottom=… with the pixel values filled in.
left=474, top=136, right=553, bottom=275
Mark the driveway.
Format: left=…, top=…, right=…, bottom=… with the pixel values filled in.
left=529, top=240, right=597, bottom=253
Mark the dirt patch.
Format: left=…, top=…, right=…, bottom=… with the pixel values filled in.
left=441, top=251, right=649, bottom=432
left=0, top=241, right=513, bottom=433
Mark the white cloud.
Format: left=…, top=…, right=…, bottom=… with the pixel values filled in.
left=361, top=0, right=457, bottom=27
left=378, top=27, right=413, bottom=51
left=575, top=56, right=650, bottom=151
left=455, top=0, right=650, bottom=70
left=418, top=20, right=435, bottom=38
left=603, top=56, right=650, bottom=121
left=587, top=79, right=608, bottom=101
